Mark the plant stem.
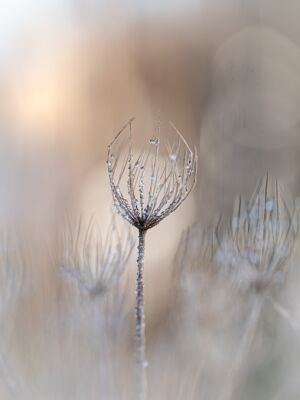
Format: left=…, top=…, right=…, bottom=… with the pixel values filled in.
left=218, top=298, right=263, bottom=400
left=135, top=229, right=147, bottom=400
left=269, top=296, right=300, bottom=331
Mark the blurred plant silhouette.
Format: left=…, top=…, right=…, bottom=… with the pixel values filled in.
left=60, top=215, right=134, bottom=298
left=215, top=175, right=298, bottom=294
left=58, top=215, right=134, bottom=399
left=174, top=175, right=299, bottom=400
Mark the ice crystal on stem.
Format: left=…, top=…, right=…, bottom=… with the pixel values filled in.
left=60, top=215, right=134, bottom=298
left=107, top=118, right=197, bottom=400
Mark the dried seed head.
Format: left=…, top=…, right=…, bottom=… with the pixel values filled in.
left=215, top=175, right=298, bottom=292
left=174, top=220, right=243, bottom=364
left=176, top=222, right=216, bottom=277
left=107, top=118, right=197, bottom=231
left=60, top=215, right=134, bottom=298
left=175, top=222, right=219, bottom=303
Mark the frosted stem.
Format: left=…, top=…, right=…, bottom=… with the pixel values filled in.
left=135, top=229, right=147, bottom=400
left=219, top=298, right=263, bottom=400
left=269, top=297, right=300, bottom=331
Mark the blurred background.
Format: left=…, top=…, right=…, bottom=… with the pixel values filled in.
left=1, top=0, right=300, bottom=399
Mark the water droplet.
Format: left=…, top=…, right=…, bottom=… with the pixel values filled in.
left=149, top=137, right=159, bottom=145
left=232, top=217, right=241, bottom=228
left=149, top=195, right=154, bottom=204
left=247, top=250, right=259, bottom=265
left=266, top=199, right=274, bottom=211
left=249, top=207, right=259, bottom=220
left=276, top=244, right=290, bottom=258
left=150, top=175, right=156, bottom=181
left=170, top=153, right=177, bottom=161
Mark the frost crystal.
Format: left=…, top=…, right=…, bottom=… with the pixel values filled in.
left=265, top=199, right=274, bottom=211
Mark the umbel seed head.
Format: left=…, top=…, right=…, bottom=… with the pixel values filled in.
left=215, top=175, right=298, bottom=292
left=107, top=119, right=197, bottom=231
left=60, top=215, right=134, bottom=298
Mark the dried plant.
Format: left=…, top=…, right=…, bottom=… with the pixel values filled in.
left=172, top=176, right=299, bottom=400
left=174, top=222, right=244, bottom=400
left=215, top=175, right=298, bottom=294
left=175, top=222, right=216, bottom=280
left=211, top=175, right=298, bottom=400
left=60, top=215, right=134, bottom=298
left=57, top=216, right=134, bottom=399
left=175, top=220, right=239, bottom=321
left=107, top=119, right=197, bottom=400
left=174, top=222, right=222, bottom=327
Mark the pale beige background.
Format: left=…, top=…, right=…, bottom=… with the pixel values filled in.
left=0, top=1, right=300, bottom=399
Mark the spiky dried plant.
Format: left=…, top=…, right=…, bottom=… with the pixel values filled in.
left=107, top=119, right=197, bottom=400
left=175, top=220, right=236, bottom=316
left=172, top=222, right=245, bottom=400
left=213, top=175, right=298, bottom=400
left=57, top=216, right=134, bottom=400
left=176, top=222, right=216, bottom=279
left=215, top=175, right=298, bottom=293
left=60, top=215, right=134, bottom=298
left=175, top=223, right=220, bottom=325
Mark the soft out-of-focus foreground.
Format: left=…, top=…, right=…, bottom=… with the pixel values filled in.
left=1, top=1, right=300, bottom=399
